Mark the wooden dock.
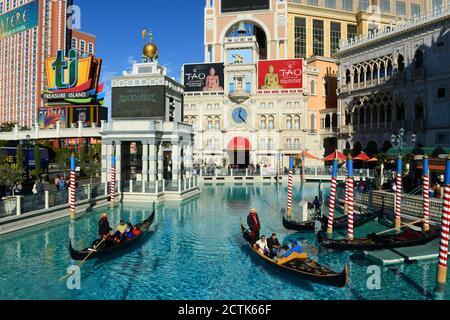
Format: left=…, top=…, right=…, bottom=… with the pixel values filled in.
left=363, top=241, right=440, bottom=265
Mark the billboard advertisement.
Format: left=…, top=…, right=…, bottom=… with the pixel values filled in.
left=221, top=0, right=270, bottom=13
left=0, top=0, right=39, bottom=40
left=112, top=86, right=166, bottom=119
left=38, top=108, right=67, bottom=129
left=183, top=63, right=224, bottom=92
left=258, top=59, right=304, bottom=90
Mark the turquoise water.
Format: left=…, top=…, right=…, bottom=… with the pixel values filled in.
left=0, top=182, right=447, bottom=300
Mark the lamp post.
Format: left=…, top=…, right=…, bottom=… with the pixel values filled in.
left=390, top=129, right=417, bottom=228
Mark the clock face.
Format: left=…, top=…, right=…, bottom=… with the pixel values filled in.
left=231, top=107, right=248, bottom=124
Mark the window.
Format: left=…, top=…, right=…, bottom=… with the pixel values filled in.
left=438, top=88, right=446, bottom=98
left=330, top=22, right=341, bottom=55
left=286, top=116, right=293, bottom=130
left=433, top=0, right=443, bottom=10
left=313, top=20, right=324, bottom=56
left=80, top=40, right=86, bottom=53
left=260, top=139, right=266, bottom=148
left=359, top=0, right=369, bottom=10
left=207, top=117, right=213, bottom=129
left=88, top=43, right=94, bottom=54
left=214, top=117, right=220, bottom=129
left=260, top=116, right=267, bottom=129
left=347, top=25, right=358, bottom=41
left=286, top=139, right=292, bottom=149
left=308, top=0, right=318, bottom=5
left=310, top=80, right=317, bottom=95
left=396, top=1, right=405, bottom=16
left=411, top=4, right=421, bottom=17
left=71, top=37, right=78, bottom=50
left=294, top=116, right=300, bottom=130
left=294, top=139, right=300, bottom=149
left=380, top=0, right=390, bottom=13
left=260, top=102, right=266, bottom=109
left=342, top=0, right=353, bottom=11
left=325, top=0, right=336, bottom=8
left=268, top=116, right=274, bottom=129
left=295, top=17, right=307, bottom=59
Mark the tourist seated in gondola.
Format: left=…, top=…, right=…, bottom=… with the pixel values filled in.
left=255, top=235, right=270, bottom=257
left=267, top=234, right=281, bottom=258
left=283, top=240, right=304, bottom=259
left=123, top=223, right=135, bottom=241
left=113, top=220, right=127, bottom=242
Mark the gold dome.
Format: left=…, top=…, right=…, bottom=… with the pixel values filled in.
left=143, top=43, right=158, bottom=59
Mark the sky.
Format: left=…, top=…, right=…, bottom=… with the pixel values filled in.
left=74, top=0, right=206, bottom=106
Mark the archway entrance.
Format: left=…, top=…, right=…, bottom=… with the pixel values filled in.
left=227, top=137, right=251, bottom=169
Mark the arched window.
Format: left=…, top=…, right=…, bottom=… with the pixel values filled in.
left=373, top=64, right=379, bottom=80
left=191, top=117, right=197, bottom=130
left=260, top=116, right=267, bottom=129
left=387, top=60, right=393, bottom=77
left=207, top=117, right=213, bottom=129
left=286, top=138, right=292, bottom=149
left=214, top=117, right=220, bottom=129
left=414, top=49, right=424, bottom=69
left=325, top=114, right=331, bottom=128
left=268, top=116, right=274, bottom=129
left=380, top=61, right=386, bottom=79
left=366, top=65, right=372, bottom=82
left=397, top=54, right=405, bottom=72
left=286, top=116, right=293, bottom=130
left=345, top=69, right=351, bottom=84
left=332, top=113, right=338, bottom=128
left=354, top=69, right=359, bottom=84
left=396, top=103, right=406, bottom=121
left=184, top=116, right=190, bottom=124
left=294, top=115, right=300, bottom=130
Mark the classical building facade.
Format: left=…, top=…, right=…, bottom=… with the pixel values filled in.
left=336, top=5, right=450, bottom=155
left=184, top=0, right=435, bottom=168
left=71, top=30, right=96, bottom=56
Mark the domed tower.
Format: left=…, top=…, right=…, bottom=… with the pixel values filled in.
left=142, top=29, right=159, bottom=63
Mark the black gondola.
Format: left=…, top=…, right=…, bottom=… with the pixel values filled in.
left=317, top=225, right=440, bottom=251
left=69, top=209, right=155, bottom=261
left=240, top=221, right=348, bottom=288
left=283, top=206, right=384, bottom=232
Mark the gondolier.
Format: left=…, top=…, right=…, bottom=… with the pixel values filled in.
left=247, top=208, right=261, bottom=243
left=98, top=213, right=113, bottom=239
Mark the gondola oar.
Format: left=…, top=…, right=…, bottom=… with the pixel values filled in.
left=58, top=235, right=109, bottom=282
left=375, top=219, right=423, bottom=237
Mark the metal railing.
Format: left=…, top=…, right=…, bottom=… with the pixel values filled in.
left=21, top=193, right=46, bottom=214
left=0, top=197, right=17, bottom=217
left=48, top=190, right=69, bottom=207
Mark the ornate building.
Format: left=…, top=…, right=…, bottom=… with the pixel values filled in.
left=336, top=5, right=450, bottom=154
left=183, top=0, right=433, bottom=168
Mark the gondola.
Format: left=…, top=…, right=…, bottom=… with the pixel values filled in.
left=69, top=208, right=155, bottom=261
left=240, top=221, right=348, bottom=288
left=317, top=225, right=441, bottom=251
left=283, top=206, right=384, bottom=232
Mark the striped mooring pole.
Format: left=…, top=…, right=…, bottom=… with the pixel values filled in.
left=344, top=176, right=349, bottom=215
left=347, top=157, right=354, bottom=240
left=423, top=156, right=430, bottom=232
left=69, top=154, right=76, bottom=220
left=395, top=157, right=403, bottom=229
left=435, top=155, right=450, bottom=296
left=110, top=154, right=116, bottom=209
left=327, top=158, right=339, bottom=236
left=286, top=157, right=294, bottom=217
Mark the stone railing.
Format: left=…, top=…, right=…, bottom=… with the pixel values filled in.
left=0, top=182, right=114, bottom=219
left=339, top=5, right=450, bottom=52
left=122, top=177, right=199, bottom=194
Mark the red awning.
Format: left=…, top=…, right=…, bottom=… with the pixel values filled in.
left=354, top=152, right=370, bottom=161
left=227, top=137, right=252, bottom=151
left=323, top=150, right=347, bottom=162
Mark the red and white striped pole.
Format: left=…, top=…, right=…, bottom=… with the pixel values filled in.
left=287, top=157, right=294, bottom=218
left=344, top=177, right=349, bottom=215
left=435, top=155, right=450, bottom=296
left=423, top=156, right=430, bottom=232
left=110, top=154, right=116, bottom=209
left=347, top=157, right=354, bottom=240
left=327, top=158, right=339, bottom=236
left=395, top=157, right=403, bottom=229
left=69, top=154, right=76, bottom=220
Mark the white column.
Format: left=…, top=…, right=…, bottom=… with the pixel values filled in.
left=172, top=143, right=181, bottom=181
left=115, top=142, right=122, bottom=191
left=101, top=143, right=109, bottom=183
left=157, top=143, right=164, bottom=181
left=142, top=144, right=149, bottom=182
left=149, top=144, right=157, bottom=182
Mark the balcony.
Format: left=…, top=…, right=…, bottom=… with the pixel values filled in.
left=284, top=144, right=301, bottom=151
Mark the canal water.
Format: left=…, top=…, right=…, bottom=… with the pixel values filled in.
left=0, top=182, right=446, bottom=300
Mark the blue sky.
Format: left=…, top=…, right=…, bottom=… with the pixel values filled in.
left=74, top=0, right=206, bottom=106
